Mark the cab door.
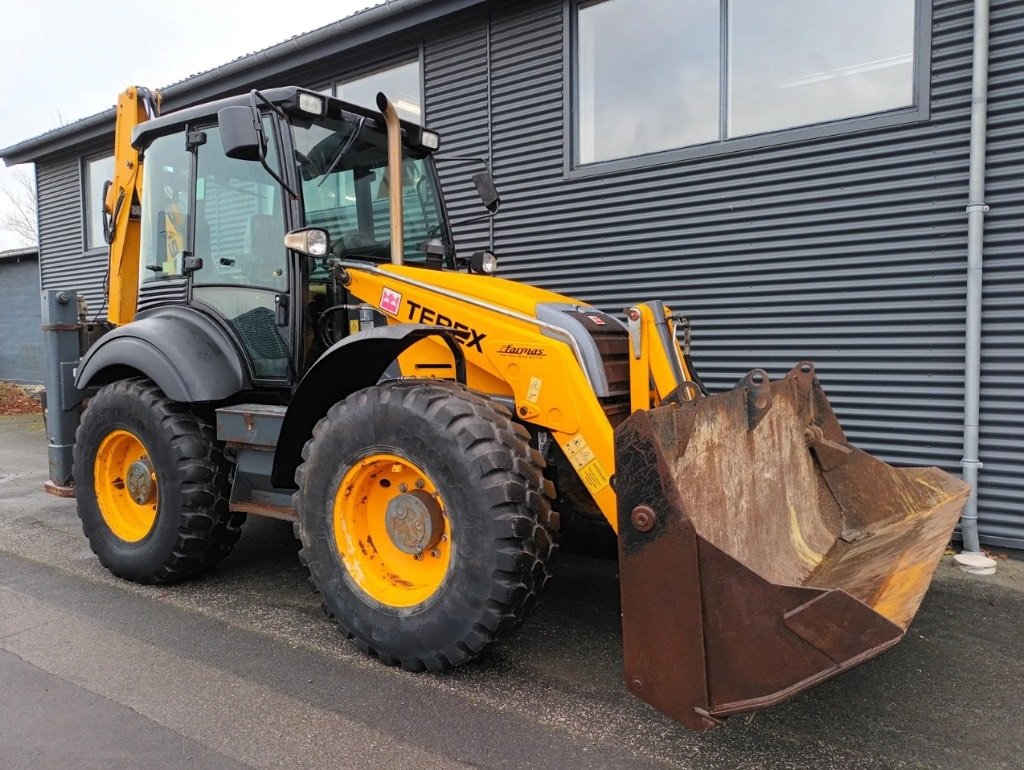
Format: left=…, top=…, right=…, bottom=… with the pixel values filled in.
left=188, top=120, right=292, bottom=382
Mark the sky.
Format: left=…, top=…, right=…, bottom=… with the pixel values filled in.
left=0, top=0, right=379, bottom=250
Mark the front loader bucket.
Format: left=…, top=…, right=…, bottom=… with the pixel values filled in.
left=615, top=362, right=969, bottom=732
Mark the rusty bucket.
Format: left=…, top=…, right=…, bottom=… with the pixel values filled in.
left=615, top=362, right=969, bottom=731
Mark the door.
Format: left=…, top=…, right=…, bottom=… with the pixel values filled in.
left=189, top=121, right=291, bottom=381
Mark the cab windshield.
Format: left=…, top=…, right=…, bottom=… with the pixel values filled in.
left=291, top=116, right=448, bottom=265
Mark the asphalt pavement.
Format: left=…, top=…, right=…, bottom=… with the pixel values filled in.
left=1, top=412, right=1022, bottom=769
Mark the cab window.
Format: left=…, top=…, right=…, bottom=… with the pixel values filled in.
left=190, top=120, right=290, bottom=381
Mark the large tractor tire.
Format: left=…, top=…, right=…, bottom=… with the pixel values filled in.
left=73, top=378, right=242, bottom=583
left=295, top=380, right=558, bottom=672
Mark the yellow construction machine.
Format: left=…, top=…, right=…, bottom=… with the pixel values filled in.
left=39, top=85, right=968, bottom=731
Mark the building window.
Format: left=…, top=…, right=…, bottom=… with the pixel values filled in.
left=574, top=0, right=920, bottom=167
left=84, top=154, right=114, bottom=250
left=334, top=60, right=423, bottom=123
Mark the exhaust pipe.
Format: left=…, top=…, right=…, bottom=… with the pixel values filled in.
left=376, top=92, right=403, bottom=266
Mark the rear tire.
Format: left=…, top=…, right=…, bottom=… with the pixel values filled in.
left=73, top=378, right=242, bottom=583
left=295, top=380, right=558, bottom=671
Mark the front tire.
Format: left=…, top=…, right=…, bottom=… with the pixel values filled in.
left=295, top=380, right=558, bottom=671
left=73, top=378, right=242, bottom=583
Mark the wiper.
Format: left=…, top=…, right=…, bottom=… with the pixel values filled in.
left=316, top=117, right=365, bottom=188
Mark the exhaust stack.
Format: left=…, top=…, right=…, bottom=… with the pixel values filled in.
left=376, top=92, right=404, bottom=266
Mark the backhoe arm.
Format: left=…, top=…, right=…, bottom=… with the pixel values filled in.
left=105, top=86, right=159, bottom=325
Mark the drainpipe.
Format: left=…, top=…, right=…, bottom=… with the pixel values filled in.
left=957, top=0, right=995, bottom=570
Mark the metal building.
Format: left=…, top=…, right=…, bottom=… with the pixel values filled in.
left=1, top=0, right=1020, bottom=547
left=0, top=248, right=44, bottom=385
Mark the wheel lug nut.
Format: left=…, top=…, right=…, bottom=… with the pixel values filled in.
left=415, top=479, right=425, bottom=489
left=430, top=548, right=440, bottom=558
left=398, top=483, right=408, bottom=493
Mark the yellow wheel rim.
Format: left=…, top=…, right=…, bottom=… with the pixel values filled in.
left=93, top=429, right=158, bottom=542
left=333, top=452, right=452, bottom=608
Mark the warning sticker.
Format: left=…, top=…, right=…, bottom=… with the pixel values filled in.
left=561, top=434, right=610, bottom=494
left=563, top=435, right=588, bottom=457
left=578, top=458, right=611, bottom=495
left=526, top=377, right=542, bottom=404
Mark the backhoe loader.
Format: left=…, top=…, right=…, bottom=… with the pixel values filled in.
left=39, top=85, right=969, bottom=731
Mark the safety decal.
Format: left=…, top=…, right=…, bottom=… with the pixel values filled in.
left=526, top=377, right=542, bottom=404
left=380, top=287, right=403, bottom=316
left=578, top=459, right=611, bottom=495
left=562, top=434, right=611, bottom=495
left=587, top=315, right=607, bottom=326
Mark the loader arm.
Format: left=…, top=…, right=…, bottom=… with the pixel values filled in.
left=104, top=86, right=160, bottom=326
left=341, top=261, right=638, bottom=529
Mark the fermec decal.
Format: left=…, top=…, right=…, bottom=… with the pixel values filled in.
left=380, top=287, right=403, bottom=316
left=406, top=300, right=487, bottom=353
left=496, top=344, right=546, bottom=358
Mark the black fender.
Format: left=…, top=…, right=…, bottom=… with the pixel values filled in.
left=75, top=305, right=250, bottom=402
left=272, top=324, right=465, bottom=488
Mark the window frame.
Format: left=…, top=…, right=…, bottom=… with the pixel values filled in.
left=81, top=152, right=115, bottom=253
left=563, top=0, right=932, bottom=179
left=315, top=47, right=426, bottom=124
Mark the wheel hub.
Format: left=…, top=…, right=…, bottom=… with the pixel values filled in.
left=385, top=490, right=444, bottom=555
left=125, top=459, right=155, bottom=505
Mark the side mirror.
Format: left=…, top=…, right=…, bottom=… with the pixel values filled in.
left=218, top=106, right=261, bottom=161
left=472, top=171, right=501, bottom=214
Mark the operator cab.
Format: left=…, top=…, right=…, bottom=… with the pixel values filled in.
left=130, top=87, right=462, bottom=385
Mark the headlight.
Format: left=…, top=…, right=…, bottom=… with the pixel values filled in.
left=419, top=129, right=440, bottom=152
left=284, top=228, right=330, bottom=257
left=470, top=250, right=498, bottom=275
left=297, top=92, right=325, bottom=116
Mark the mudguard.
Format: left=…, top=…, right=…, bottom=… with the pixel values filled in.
left=75, top=305, right=250, bottom=402
left=271, top=324, right=465, bottom=488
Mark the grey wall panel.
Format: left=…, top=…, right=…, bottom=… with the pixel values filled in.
left=0, top=256, right=44, bottom=384
left=977, top=0, right=1024, bottom=547
left=35, top=157, right=107, bottom=311
left=424, top=12, right=493, bottom=256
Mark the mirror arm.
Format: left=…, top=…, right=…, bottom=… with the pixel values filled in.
left=247, top=90, right=300, bottom=201
left=450, top=207, right=500, bottom=230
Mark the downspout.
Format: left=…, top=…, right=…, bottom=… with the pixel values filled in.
left=959, top=0, right=991, bottom=557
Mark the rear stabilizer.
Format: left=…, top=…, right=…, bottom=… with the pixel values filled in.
left=615, top=362, right=969, bottom=731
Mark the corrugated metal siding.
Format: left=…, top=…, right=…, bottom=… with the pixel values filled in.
left=0, top=256, right=44, bottom=384
left=425, top=12, right=493, bottom=255
left=425, top=0, right=1021, bottom=545
left=977, top=0, right=1024, bottom=547
left=35, top=157, right=107, bottom=310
